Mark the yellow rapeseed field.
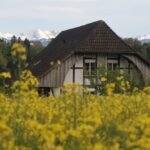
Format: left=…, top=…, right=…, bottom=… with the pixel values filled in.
left=0, top=71, right=150, bottom=150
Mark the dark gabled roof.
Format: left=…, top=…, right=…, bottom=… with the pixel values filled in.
left=29, top=20, right=138, bottom=77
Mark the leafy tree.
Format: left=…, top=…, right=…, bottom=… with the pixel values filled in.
left=17, top=37, right=22, bottom=43
left=9, top=43, right=27, bottom=80
left=124, top=38, right=147, bottom=58
left=143, top=43, right=150, bottom=61
left=24, top=38, right=31, bottom=62
left=0, top=53, right=8, bottom=71
left=0, top=40, right=11, bottom=73
left=29, top=41, right=44, bottom=59
left=11, top=36, right=17, bottom=45
left=0, top=37, right=46, bottom=85
left=124, top=38, right=150, bottom=62
left=0, top=40, right=11, bottom=56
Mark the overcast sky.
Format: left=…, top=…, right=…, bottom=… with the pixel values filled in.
left=0, top=0, right=150, bottom=37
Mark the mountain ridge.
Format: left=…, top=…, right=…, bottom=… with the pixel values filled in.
left=1, top=30, right=150, bottom=45
left=0, top=29, right=58, bottom=46
left=137, top=34, right=150, bottom=44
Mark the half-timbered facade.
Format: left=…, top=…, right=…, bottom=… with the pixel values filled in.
left=29, top=21, right=150, bottom=96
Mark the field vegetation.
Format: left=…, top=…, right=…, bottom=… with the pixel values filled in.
left=0, top=43, right=150, bottom=150
left=0, top=69, right=150, bottom=150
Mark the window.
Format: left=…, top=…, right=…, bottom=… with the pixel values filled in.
left=84, top=58, right=96, bottom=75
left=88, top=88, right=96, bottom=95
left=107, top=55, right=119, bottom=71
left=83, top=57, right=97, bottom=94
left=84, top=77, right=96, bottom=85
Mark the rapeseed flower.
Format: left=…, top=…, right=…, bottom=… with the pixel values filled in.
left=0, top=73, right=150, bottom=149
left=100, top=77, right=107, bottom=82
left=0, top=72, right=11, bottom=78
left=57, top=60, right=62, bottom=65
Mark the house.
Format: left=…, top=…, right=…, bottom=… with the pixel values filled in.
left=29, top=20, right=150, bottom=96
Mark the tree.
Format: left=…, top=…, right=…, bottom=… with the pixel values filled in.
left=24, top=38, right=31, bottom=62
left=9, top=43, right=27, bottom=80
left=29, top=41, right=44, bottom=59
left=17, top=37, right=22, bottom=43
left=143, top=43, right=150, bottom=61
left=11, top=36, right=17, bottom=45
left=0, top=40, right=11, bottom=72
left=124, top=38, right=147, bottom=58
left=0, top=53, right=8, bottom=71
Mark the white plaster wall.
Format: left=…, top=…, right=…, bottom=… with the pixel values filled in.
left=97, top=54, right=107, bottom=68
left=75, top=56, right=83, bottom=67
left=75, top=69, right=83, bottom=84
left=64, top=56, right=83, bottom=85
left=120, top=57, right=128, bottom=68
left=64, top=69, right=73, bottom=84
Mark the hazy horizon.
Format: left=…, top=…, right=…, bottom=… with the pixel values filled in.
left=0, top=0, right=150, bottom=37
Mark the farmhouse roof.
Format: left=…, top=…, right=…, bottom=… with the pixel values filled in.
left=29, top=20, right=141, bottom=77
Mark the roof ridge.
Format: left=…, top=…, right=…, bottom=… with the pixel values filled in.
left=60, top=20, right=103, bottom=33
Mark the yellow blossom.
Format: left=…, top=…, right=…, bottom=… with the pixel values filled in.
left=11, top=51, right=16, bottom=56
left=57, top=60, right=62, bottom=65
left=0, top=76, right=149, bottom=149
left=0, top=72, right=11, bottom=79
left=20, top=55, right=27, bottom=61
left=100, top=77, right=107, bottom=82
left=116, top=76, right=124, bottom=81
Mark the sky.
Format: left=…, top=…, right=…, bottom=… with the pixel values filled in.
left=0, top=0, right=150, bottom=37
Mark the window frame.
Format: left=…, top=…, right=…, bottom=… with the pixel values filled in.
left=83, top=55, right=98, bottom=93
left=107, top=55, right=120, bottom=71
left=83, top=58, right=97, bottom=76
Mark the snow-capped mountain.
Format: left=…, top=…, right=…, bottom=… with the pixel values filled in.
left=27, top=29, right=57, bottom=41
left=137, top=34, right=150, bottom=44
left=0, top=32, right=13, bottom=40
left=0, top=29, right=58, bottom=46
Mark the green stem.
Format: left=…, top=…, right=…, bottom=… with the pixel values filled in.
left=73, top=91, right=77, bottom=129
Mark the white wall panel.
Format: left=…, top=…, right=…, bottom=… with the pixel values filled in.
left=64, top=69, right=73, bottom=84
left=75, top=69, right=83, bottom=84
left=53, top=88, right=60, bottom=96
left=75, top=56, right=83, bottom=67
